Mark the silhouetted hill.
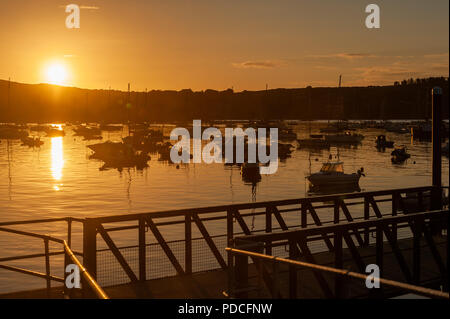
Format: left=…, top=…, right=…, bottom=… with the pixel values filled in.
left=0, top=77, right=448, bottom=122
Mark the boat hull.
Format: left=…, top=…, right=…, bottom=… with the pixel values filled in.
left=307, top=172, right=361, bottom=187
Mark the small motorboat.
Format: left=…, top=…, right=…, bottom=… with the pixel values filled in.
left=375, top=135, right=394, bottom=149
left=307, top=160, right=364, bottom=189
left=391, top=146, right=411, bottom=164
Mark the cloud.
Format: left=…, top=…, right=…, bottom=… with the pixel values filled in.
left=232, top=60, right=281, bottom=69
left=80, top=6, right=100, bottom=10
left=306, top=53, right=377, bottom=60
left=59, top=5, right=100, bottom=10
left=424, top=53, right=449, bottom=59
left=356, top=66, right=418, bottom=78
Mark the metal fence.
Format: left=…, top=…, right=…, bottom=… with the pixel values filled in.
left=227, top=209, right=448, bottom=299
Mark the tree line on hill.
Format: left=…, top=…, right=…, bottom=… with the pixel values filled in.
left=0, top=77, right=448, bottom=123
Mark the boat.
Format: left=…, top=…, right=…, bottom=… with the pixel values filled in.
left=88, top=141, right=150, bottom=170
left=307, top=160, right=364, bottom=189
left=21, top=136, right=44, bottom=147
left=0, top=127, right=28, bottom=139
left=278, top=143, right=294, bottom=160
left=391, top=146, right=411, bottom=164
left=375, top=135, right=394, bottom=149
left=324, top=131, right=364, bottom=144
left=241, top=162, right=261, bottom=184
left=297, top=135, right=330, bottom=149
left=442, top=142, right=449, bottom=158
left=87, top=141, right=125, bottom=156
left=29, top=125, right=49, bottom=132
left=83, top=135, right=103, bottom=141
left=319, top=121, right=351, bottom=133
left=100, top=124, right=123, bottom=132
left=384, top=122, right=409, bottom=134
left=73, top=125, right=101, bottom=137
left=278, top=128, right=297, bottom=141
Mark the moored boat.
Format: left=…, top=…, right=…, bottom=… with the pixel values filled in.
left=391, top=146, right=411, bottom=164
left=307, top=160, right=364, bottom=189
left=375, top=135, right=394, bottom=149
left=21, top=136, right=44, bottom=147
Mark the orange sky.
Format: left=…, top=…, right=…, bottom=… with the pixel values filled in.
left=0, top=0, right=448, bottom=91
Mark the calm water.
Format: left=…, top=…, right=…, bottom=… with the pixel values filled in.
left=0, top=122, right=448, bottom=293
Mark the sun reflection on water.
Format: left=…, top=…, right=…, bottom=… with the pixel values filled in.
left=51, top=136, right=64, bottom=190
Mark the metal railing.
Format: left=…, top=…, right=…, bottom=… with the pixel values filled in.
left=63, top=241, right=108, bottom=299
left=0, top=217, right=107, bottom=299
left=81, top=185, right=447, bottom=286
left=0, top=185, right=447, bottom=297
left=226, top=247, right=449, bottom=299
left=228, top=209, right=448, bottom=299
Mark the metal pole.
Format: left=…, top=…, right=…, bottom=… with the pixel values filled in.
left=82, top=219, right=97, bottom=296
left=432, top=87, right=442, bottom=192
left=431, top=87, right=443, bottom=227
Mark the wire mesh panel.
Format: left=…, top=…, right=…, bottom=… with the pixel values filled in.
left=191, top=236, right=227, bottom=273
left=146, top=241, right=184, bottom=280
left=97, top=246, right=139, bottom=287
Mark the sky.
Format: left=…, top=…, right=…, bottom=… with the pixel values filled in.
left=0, top=0, right=448, bottom=91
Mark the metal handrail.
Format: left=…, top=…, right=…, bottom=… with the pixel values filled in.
left=0, top=221, right=106, bottom=299
left=90, top=185, right=439, bottom=223
left=226, top=247, right=450, bottom=299
left=63, top=241, right=109, bottom=299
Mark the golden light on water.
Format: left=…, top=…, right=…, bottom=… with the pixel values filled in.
left=51, top=136, right=64, bottom=190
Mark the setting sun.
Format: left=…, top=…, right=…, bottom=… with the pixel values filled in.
left=44, top=62, right=68, bottom=85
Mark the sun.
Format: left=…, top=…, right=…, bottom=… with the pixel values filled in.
left=44, top=62, right=68, bottom=85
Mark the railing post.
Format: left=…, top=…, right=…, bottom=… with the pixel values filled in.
left=272, top=259, right=279, bottom=298
left=44, top=238, right=51, bottom=298
left=301, top=200, right=307, bottom=228
left=63, top=244, right=72, bottom=299
left=392, top=192, right=398, bottom=243
left=227, top=248, right=234, bottom=297
left=185, top=213, right=192, bottom=275
left=234, top=251, right=249, bottom=298
left=334, top=230, right=343, bottom=298
left=227, top=209, right=234, bottom=268
left=375, top=225, right=384, bottom=298
left=364, top=196, right=370, bottom=246
left=288, top=240, right=299, bottom=298
left=83, top=218, right=97, bottom=293
left=431, top=87, right=442, bottom=203
left=265, top=207, right=272, bottom=255
left=334, top=200, right=340, bottom=224
left=67, top=217, right=72, bottom=248
left=412, top=217, right=422, bottom=285
left=139, top=217, right=146, bottom=281
left=431, top=87, right=443, bottom=236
